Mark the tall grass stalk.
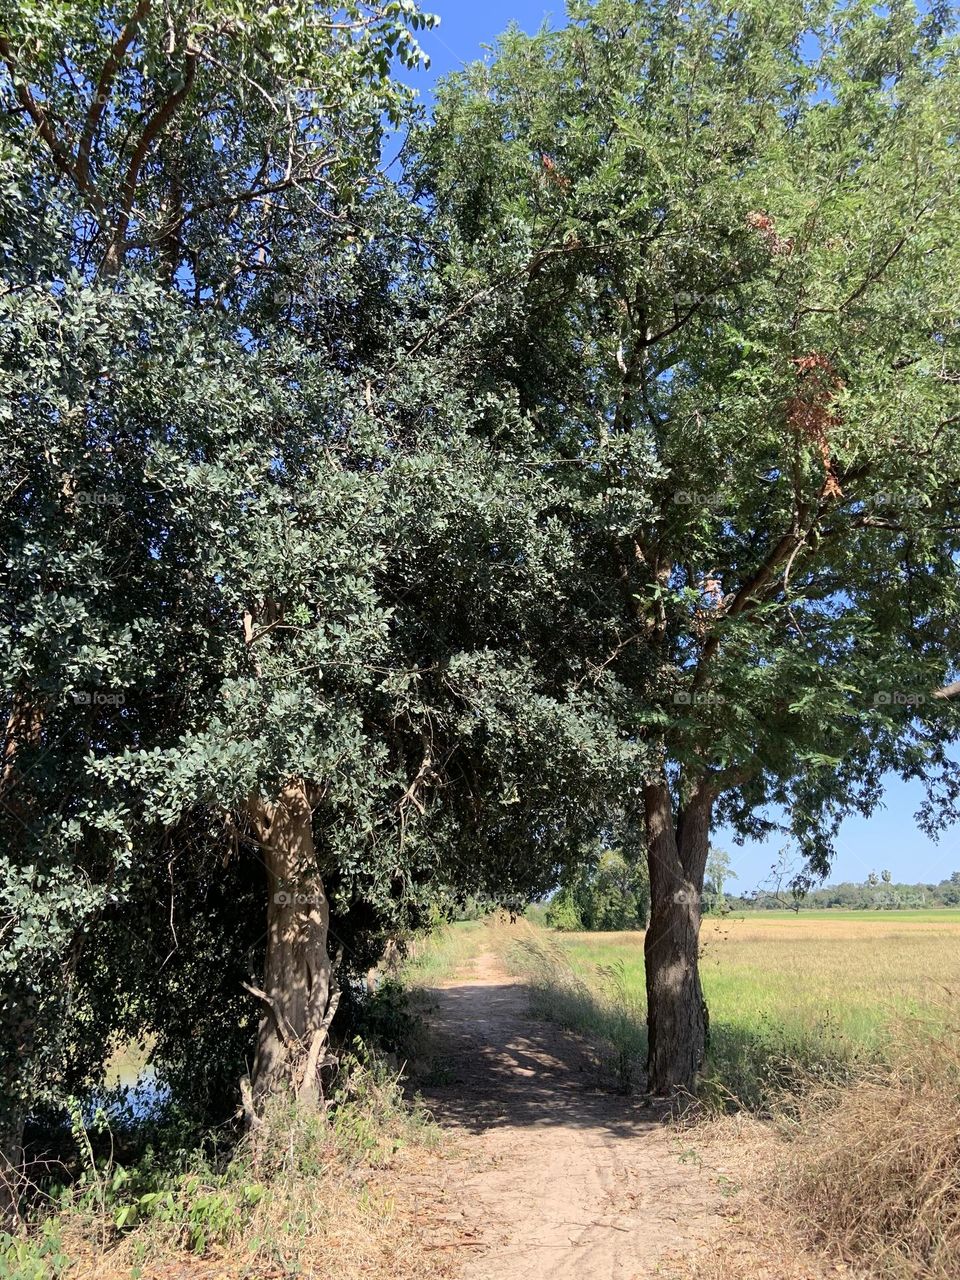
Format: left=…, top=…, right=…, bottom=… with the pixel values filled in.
left=506, top=932, right=647, bottom=1091
left=777, top=998, right=960, bottom=1279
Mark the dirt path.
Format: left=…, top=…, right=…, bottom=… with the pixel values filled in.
left=415, top=952, right=724, bottom=1280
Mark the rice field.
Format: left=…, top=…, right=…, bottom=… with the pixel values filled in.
left=561, top=910, right=960, bottom=1051
left=427, top=910, right=960, bottom=1106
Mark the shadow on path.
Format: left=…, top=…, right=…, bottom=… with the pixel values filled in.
left=407, top=952, right=724, bottom=1280
left=413, top=978, right=655, bottom=1139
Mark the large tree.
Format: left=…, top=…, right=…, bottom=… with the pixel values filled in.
left=1, top=0, right=636, bottom=1206
left=410, top=0, right=960, bottom=1092
left=0, top=0, right=440, bottom=1198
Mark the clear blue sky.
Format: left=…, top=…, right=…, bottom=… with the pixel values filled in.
left=411, top=4, right=558, bottom=81
left=401, top=2, right=960, bottom=894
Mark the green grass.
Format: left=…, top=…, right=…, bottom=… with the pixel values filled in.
left=497, top=912, right=960, bottom=1110
left=403, top=919, right=487, bottom=985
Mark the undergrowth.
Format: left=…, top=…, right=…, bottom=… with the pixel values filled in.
left=2, top=1045, right=443, bottom=1280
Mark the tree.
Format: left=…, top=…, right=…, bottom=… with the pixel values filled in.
left=0, top=0, right=450, bottom=1195
left=410, top=0, right=960, bottom=1093
left=703, top=849, right=736, bottom=914
left=547, top=823, right=650, bottom=932
left=2, top=0, right=639, bottom=1203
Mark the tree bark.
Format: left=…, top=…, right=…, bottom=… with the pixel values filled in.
left=0, top=1088, right=25, bottom=1225
left=643, top=776, right=712, bottom=1095
left=244, top=779, right=339, bottom=1114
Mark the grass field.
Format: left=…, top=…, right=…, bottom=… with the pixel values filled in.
left=404, top=918, right=486, bottom=985
left=423, top=910, right=960, bottom=1107
left=566, top=910, right=960, bottom=1044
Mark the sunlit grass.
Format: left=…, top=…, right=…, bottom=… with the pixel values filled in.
left=405, top=910, right=960, bottom=1107
left=556, top=912, right=960, bottom=1040
left=403, top=918, right=488, bottom=985
left=493, top=911, right=960, bottom=1107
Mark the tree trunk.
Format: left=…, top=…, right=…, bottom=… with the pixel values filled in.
left=244, top=779, right=339, bottom=1116
left=0, top=1108, right=24, bottom=1225
left=643, top=777, right=712, bottom=1095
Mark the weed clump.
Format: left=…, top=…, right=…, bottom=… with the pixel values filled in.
left=2, top=1050, right=443, bottom=1280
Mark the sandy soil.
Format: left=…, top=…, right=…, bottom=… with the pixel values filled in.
left=414, top=952, right=727, bottom=1280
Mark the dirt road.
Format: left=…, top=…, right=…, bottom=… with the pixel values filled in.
left=415, top=952, right=723, bottom=1280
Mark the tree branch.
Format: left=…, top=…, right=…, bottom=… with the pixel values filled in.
left=101, top=48, right=197, bottom=274
left=77, top=0, right=152, bottom=189
left=691, top=529, right=801, bottom=688
left=0, top=36, right=81, bottom=187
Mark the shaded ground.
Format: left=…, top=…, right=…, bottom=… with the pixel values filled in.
left=413, top=952, right=725, bottom=1280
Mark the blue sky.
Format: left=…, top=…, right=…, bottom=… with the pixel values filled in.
left=400, top=2, right=960, bottom=893
left=411, top=4, right=558, bottom=81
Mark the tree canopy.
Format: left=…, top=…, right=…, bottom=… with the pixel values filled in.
left=2, top=0, right=960, bottom=1175
left=1, top=0, right=637, bottom=1165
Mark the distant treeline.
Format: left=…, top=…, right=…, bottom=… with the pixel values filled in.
left=736, top=871, right=960, bottom=911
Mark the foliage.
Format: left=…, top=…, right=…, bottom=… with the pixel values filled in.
left=703, top=848, right=737, bottom=914
left=408, top=0, right=960, bottom=1088
left=546, top=847, right=650, bottom=931
left=0, top=0, right=435, bottom=282
left=410, top=0, right=960, bottom=867
left=0, top=0, right=637, bottom=1159
left=740, top=867, right=960, bottom=910
left=4, top=0, right=960, bottom=1194
left=352, top=979, right=417, bottom=1058
left=0, top=1220, right=70, bottom=1279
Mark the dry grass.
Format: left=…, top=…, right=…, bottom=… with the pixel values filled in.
left=775, top=1001, right=960, bottom=1279
left=665, top=1004, right=960, bottom=1280
left=60, top=1149, right=461, bottom=1280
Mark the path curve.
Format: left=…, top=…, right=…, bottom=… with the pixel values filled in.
left=416, top=951, right=722, bottom=1280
